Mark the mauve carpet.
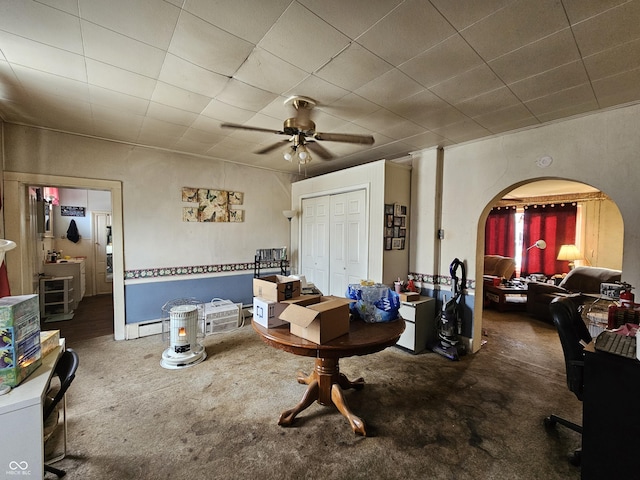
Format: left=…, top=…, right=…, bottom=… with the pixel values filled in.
left=47, top=309, right=582, bottom=480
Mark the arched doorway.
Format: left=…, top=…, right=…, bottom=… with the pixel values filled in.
left=478, top=179, right=623, bottom=325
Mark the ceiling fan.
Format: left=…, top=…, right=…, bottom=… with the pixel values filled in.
left=220, top=96, right=375, bottom=165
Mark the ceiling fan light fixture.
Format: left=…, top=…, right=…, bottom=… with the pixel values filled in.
left=297, top=145, right=311, bottom=164
left=283, top=147, right=294, bottom=162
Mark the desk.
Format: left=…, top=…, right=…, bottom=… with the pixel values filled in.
left=581, top=344, right=640, bottom=480
left=0, top=343, right=64, bottom=480
left=252, top=318, right=405, bottom=436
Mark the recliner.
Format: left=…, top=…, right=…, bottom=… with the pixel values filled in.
left=43, top=348, right=79, bottom=478
left=544, top=296, right=590, bottom=466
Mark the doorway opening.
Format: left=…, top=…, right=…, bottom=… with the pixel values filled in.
left=3, top=172, right=125, bottom=340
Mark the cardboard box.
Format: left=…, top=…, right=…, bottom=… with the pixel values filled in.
left=253, top=297, right=288, bottom=329
left=0, top=295, right=42, bottom=387
left=280, top=296, right=353, bottom=344
left=253, top=295, right=323, bottom=329
left=40, top=330, right=61, bottom=357
left=399, top=292, right=420, bottom=302
left=253, top=275, right=301, bottom=302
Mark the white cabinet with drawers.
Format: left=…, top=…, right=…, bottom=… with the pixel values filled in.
left=396, top=297, right=436, bottom=354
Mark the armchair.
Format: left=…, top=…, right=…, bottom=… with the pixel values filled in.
left=527, top=266, right=621, bottom=322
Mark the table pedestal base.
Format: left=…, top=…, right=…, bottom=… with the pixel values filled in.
left=278, top=357, right=367, bottom=435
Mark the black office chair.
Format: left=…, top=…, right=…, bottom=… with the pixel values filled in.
left=544, top=296, right=591, bottom=466
left=43, top=348, right=79, bottom=478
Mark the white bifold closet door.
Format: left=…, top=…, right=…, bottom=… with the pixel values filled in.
left=301, top=189, right=367, bottom=297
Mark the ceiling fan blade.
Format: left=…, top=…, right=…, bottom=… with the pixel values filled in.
left=314, top=132, right=375, bottom=145
left=255, top=140, right=289, bottom=154
left=305, top=140, right=334, bottom=160
left=221, top=122, right=283, bottom=135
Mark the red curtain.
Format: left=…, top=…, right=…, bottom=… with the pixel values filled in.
left=485, top=207, right=516, bottom=257
left=522, top=204, right=577, bottom=276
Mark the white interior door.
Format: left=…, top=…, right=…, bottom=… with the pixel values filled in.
left=300, top=196, right=330, bottom=295
left=329, top=190, right=368, bottom=296
left=92, top=211, right=113, bottom=295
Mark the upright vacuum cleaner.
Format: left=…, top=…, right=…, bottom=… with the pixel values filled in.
left=433, top=258, right=467, bottom=361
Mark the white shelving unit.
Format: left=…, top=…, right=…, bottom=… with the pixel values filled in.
left=40, top=276, right=74, bottom=322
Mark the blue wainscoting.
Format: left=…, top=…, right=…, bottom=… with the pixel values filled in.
left=124, top=273, right=254, bottom=324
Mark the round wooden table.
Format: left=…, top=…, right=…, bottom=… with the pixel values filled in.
left=252, top=317, right=405, bottom=436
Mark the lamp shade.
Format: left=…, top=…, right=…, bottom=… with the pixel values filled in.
left=282, top=210, right=297, bottom=220
left=557, top=244, right=581, bottom=261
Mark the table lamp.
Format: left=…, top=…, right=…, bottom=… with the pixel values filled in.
left=557, top=244, right=581, bottom=270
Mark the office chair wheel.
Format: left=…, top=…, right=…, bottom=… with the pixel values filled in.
left=543, top=416, right=556, bottom=429
left=569, top=449, right=581, bottom=467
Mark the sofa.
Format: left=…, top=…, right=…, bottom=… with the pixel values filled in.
left=484, top=255, right=516, bottom=280
left=526, top=266, right=622, bottom=322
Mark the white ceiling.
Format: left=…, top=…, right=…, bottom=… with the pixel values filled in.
left=1, top=0, right=640, bottom=176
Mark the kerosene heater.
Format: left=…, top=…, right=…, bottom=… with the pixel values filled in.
left=160, top=304, right=207, bottom=369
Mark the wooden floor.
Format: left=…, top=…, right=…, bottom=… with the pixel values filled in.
left=41, top=293, right=114, bottom=346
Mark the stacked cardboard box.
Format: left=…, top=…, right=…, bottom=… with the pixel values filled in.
left=0, top=295, right=42, bottom=387
left=252, top=275, right=353, bottom=344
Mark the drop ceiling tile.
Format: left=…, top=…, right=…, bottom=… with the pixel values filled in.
left=299, top=0, right=401, bottom=39
left=258, top=2, right=350, bottom=73
left=324, top=93, right=381, bottom=122
left=88, top=85, right=150, bottom=115
left=562, top=0, right=630, bottom=24
left=215, top=79, right=278, bottom=112
left=86, top=59, right=157, bottom=99
left=309, top=110, right=351, bottom=134
left=509, top=61, right=590, bottom=102
left=455, top=86, right=521, bottom=117
left=169, top=11, right=253, bottom=77
left=489, top=28, right=582, bottom=84
left=432, top=118, right=491, bottom=143
left=37, top=0, right=79, bottom=16
left=472, top=103, right=536, bottom=130
left=488, top=116, right=539, bottom=135
left=402, top=130, right=445, bottom=150
left=592, top=67, right=640, bottom=108
left=315, top=43, right=393, bottom=91
left=0, top=31, right=87, bottom=82
left=459, top=0, right=568, bottom=61
left=234, top=48, right=309, bottom=94
left=524, top=83, right=597, bottom=117
left=0, top=1, right=83, bottom=53
left=534, top=100, right=599, bottom=124
left=78, top=0, right=180, bottom=49
left=10, top=64, right=89, bottom=102
left=386, top=90, right=451, bottom=122
left=412, top=104, right=472, bottom=131
left=137, top=117, right=189, bottom=145
left=357, top=0, right=456, bottom=65
left=151, top=82, right=211, bottom=113
left=354, top=69, right=425, bottom=109
left=177, top=127, right=225, bottom=146
left=146, top=102, right=198, bottom=127
left=572, top=1, right=640, bottom=56
left=429, top=0, right=513, bottom=30
left=200, top=100, right=255, bottom=125
left=430, top=64, right=505, bottom=104
left=583, top=38, right=640, bottom=80
left=399, top=34, right=484, bottom=88
left=158, top=54, right=229, bottom=98
left=191, top=113, right=230, bottom=136
left=353, top=108, right=425, bottom=140
left=82, top=21, right=166, bottom=78
left=184, top=0, right=290, bottom=44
